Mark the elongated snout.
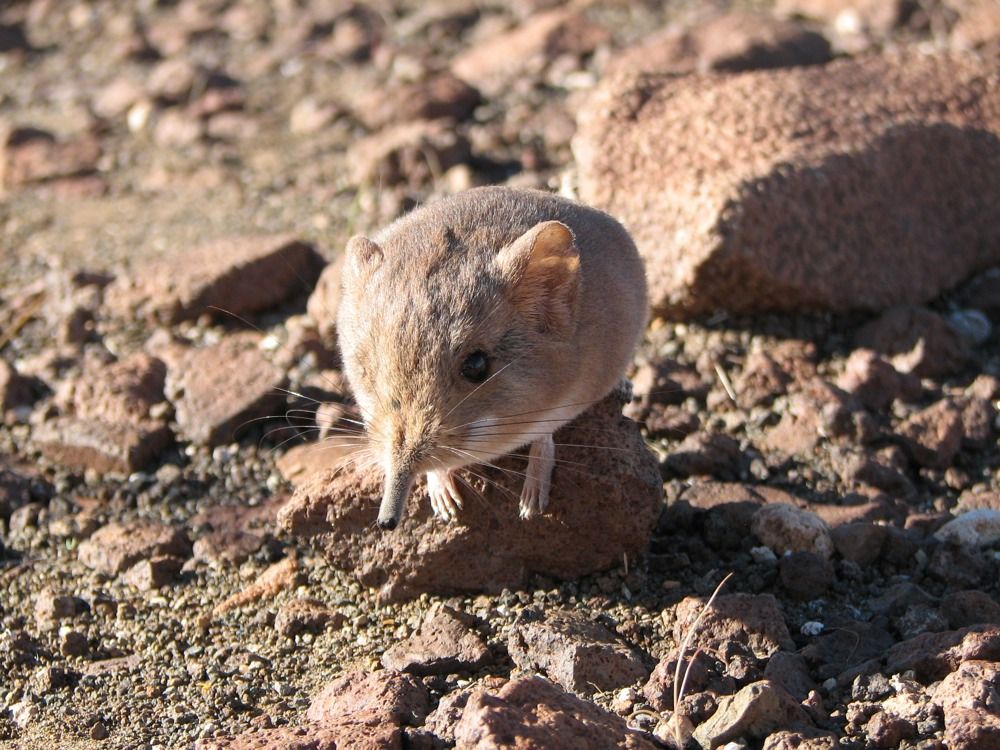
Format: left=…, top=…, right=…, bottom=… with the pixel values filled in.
left=378, top=468, right=415, bottom=531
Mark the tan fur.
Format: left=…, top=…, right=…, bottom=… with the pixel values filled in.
left=337, top=186, right=648, bottom=528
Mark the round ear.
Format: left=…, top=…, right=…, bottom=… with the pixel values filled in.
left=496, top=221, right=580, bottom=337
left=345, top=235, right=384, bottom=277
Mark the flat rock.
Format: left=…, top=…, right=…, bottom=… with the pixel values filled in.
left=934, top=660, right=1000, bottom=750
left=55, top=352, right=166, bottom=423
left=194, top=715, right=402, bottom=750
left=77, top=520, right=190, bottom=576
left=306, top=669, right=429, bottom=727
left=693, top=680, right=811, bottom=749
left=275, top=440, right=361, bottom=488
left=610, top=10, right=831, bottom=76
left=189, top=496, right=284, bottom=566
left=752, top=504, right=834, bottom=559
left=941, top=591, right=1000, bottom=629
left=355, top=72, right=480, bottom=130
left=107, top=234, right=324, bottom=324
left=382, top=606, right=491, bottom=677
left=277, top=393, right=662, bottom=601
left=452, top=675, right=659, bottom=749
left=507, top=609, right=648, bottom=697
left=166, top=335, right=286, bottom=446
left=274, top=598, right=344, bottom=637
left=348, top=120, right=471, bottom=188
left=674, top=593, right=794, bottom=659
left=33, top=416, right=173, bottom=474
left=574, top=52, right=1000, bottom=318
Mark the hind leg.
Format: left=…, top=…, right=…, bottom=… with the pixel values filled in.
left=519, top=434, right=555, bottom=519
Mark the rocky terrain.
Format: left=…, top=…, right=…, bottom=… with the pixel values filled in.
left=1, top=0, right=999, bottom=749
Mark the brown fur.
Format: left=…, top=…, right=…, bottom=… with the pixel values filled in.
left=337, top=186, right=648, bottom=527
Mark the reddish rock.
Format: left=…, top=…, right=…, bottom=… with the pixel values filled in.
left=0, top=468, right=32, bottom=519
left=957, top=490, right=1000, bottom=512
left=866, top=711, right=917, bottom=749
left=801, top=621, right=895, bottom=678
left=642, top=405, right=700, bottom=440
left=897, top=399, right=964, bottom=469
left=833, top=446, right=912, bottom=495
left=856, top=307, right=969, bottom=379
left=189, top=497, right=283, bottom=566
left=273, top=598, right=344, bottom=637
left=92, top=77, right=144, bottom=120
left=452, top=675, right=659, bottom=749
left=885, top=625, right=1000, bottom=682
left=507, top=609, right=648, bottom=697
left=213, top=557, right=301, bottom=616
left=348, top=120, right=470, bottom=188
left=941, top=591, right=1000, bottom=629
left=356, top=73, right=481, bottom=130
left=451, top=9, right=609, bottom=96
left=642, top=649, right=728, bottom=712
left=33, top=416, right=173, bottom=474
left=830, top=522, right=887, bottom=566
left=1, top=126, right=101, bottom=188
left=382, top=606, right=490, bottom=677
left=153, top=110, right=203, bottom=147
left=166, top=335, right=286, bottom=446
left=693, top=680, right=812, bottom=749
left=275, top=440, right=362, bottom=488
left=121, top=555, right=184, bottom=591
left=674, top=593, right=794, bottom=659
left=77, top=520, right=190, bottom=576
left=610, top=10, right=831, bottom=76
left=763, top=730, right=837, bottom=750
left=35, top=590, right=88, bottom=629
left=752, top=504, right=834, bottom=559
left=837, top=349, right=921, bottom=410
left=194, top=716, right=401, bottom=750
left=574, top=53, right=1000, bottom=318
left=663, top=431, right=741, bottom=478
left=306, top=670, right=430, bottom=726
left=959, top=397, right=996, bottom=450
left=763, top=652, right=817, bottom=702
left=762, top=379, right=868, bottom=457
left=735, top=350, right=793, bottom=409
left=278, top=393, right=662, bottom=601
left=0, top=359, right=35, bottom=413
left=934, top=660, right=1000, bottom=750
left=57, top=353, right=166, bottom=423
left=107, top=234, right=324, bottom=324
left=147, top=58, right=197, bottom=103
left=950, top=0, right=1000, bottom=51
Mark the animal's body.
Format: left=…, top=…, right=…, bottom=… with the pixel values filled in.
left=337, top=186, right=648, bottom=529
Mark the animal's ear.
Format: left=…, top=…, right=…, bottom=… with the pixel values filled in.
left=496, top=221, right=580, bottom=337
left=345, top=235, right=383, bottom=277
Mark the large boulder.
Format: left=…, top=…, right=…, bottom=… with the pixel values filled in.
left=574, top=51, right=1000, bottom=318
left=278, top=393, right=662, bottom=601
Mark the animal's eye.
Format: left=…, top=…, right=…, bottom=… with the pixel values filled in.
left=460, top=350, right=490, bottom=383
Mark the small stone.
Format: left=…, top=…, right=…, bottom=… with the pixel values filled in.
left=348, top=120, right=471, bottom=189
left=674, top=593, right=794, bottom=659
left=935, top=510, right=1000, bottom=547
left=0, top=359, right=35, bottom=413
left=382, top=606, right=491, bottom=676
left=153, top=110, right=203, bottom=147
left=274, top=598, right=344, bottom=637
left=356, top=72, right=481, bottom=130
left=663, top=431, right=741, bottom=479
left=35, top=590, right=88, bottom=629
left=763, top=652, right=817, bottom=701
left=213, top=557, right=300, bottom=616
left=857, top=306, right=970, bottom=379
left=90, top=720, right=109, bottom=741
left=121, top=555, right=184, bottom=591
left=837, top=349, right=920, bottom=410
left=779, top=551, right=834, bottom=600
left=752, top=504, right=834, bottom=559
left=830, top=522, right=887, bottom=566
left=897, top=399, right=964, bottom=470
left=1, top=126, right=101, bottom=187
left=60, top=630, right=89, bottom=658
left=941, top=591, right=1000, bottom=629
left=885, top=625, right=1000, bottom=682
left=692, top=680, right=811, bottom=749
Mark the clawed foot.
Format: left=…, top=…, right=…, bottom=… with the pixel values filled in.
left=519, top=434, right=555, bottom=519
left=427, top=469, right=463, bottom=522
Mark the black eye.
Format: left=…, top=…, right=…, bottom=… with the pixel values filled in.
left=460, top=350, right=490, bottom=383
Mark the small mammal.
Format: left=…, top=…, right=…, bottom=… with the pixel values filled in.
left=337, top=186, right=648, bottom=530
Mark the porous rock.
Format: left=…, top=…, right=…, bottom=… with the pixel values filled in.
left=348, top=120, right=470, bottom=188
left=278, top=393, right=662, bottom=601
left=452, top=675, right=659, bottom=749
left=107, top=234, right=324, bottom=324
left=934, top=660, right=1000, bottom=750
left=674, top=593, right=794, bottom=659
left=884, top=625, right=1000, bottom=682
left=507, top=609, right=648, bottom=697
left=934, top=509, right=1000, bottom=548
left=382, top=606, right=491, bottom=677
left=274, top=598, right=344, bottom=637
left=194, top=716, right=402, bottom=750
left=897, top=399, right=964, bottom=470
left=574, top=52, right=1000, bottom=318
left=306, top=669, right=430, bottom=726
left=855, top=306, right=969, bottom=379
left=1, top=125, right=101, bottom=188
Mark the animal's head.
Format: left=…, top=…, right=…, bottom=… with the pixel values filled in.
left=336, top=220, right=580, bottom=529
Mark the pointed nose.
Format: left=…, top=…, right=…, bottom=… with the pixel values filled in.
left=377, top=517, right=398, bottom=531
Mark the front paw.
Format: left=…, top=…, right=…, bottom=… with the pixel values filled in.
left=519, top=478, right=549, bottom=519
left=427, top=470, right=463, bottom=522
